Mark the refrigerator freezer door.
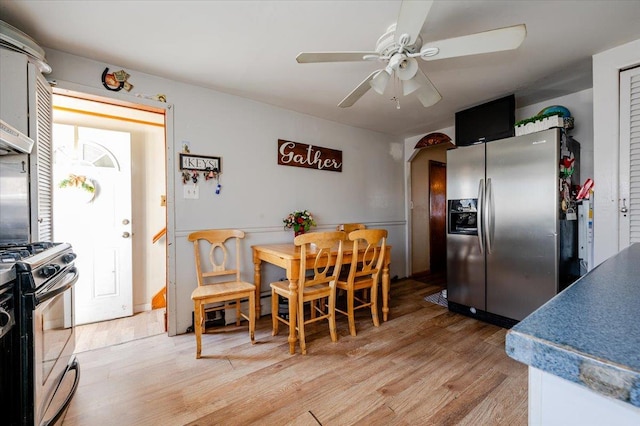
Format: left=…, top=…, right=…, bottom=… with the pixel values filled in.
left=446, top=144, right=486, bottom=311
left=485, top=128, right=560, bottom=320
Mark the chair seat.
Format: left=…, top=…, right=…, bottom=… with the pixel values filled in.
left=191, top=280, right=255, bottom=300
left=337, top=276, right=372, bottom=291
left=271, top=280, right=330, bottom=298
left=270, top=280, right=293, bottom=295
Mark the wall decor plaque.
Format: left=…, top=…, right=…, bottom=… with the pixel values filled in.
left=179, top=153, right=221, bottom=172
left=277, top=139, right=342, bottom=172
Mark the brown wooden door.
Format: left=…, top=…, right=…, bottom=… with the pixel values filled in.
left=429, top=161, right=447, bottom=273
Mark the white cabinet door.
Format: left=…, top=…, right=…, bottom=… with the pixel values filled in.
left=0, top=48, right=28, bottom=133
left=619, top=66, right=640, bottom=248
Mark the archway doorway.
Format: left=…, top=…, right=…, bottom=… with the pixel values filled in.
left=410, top=133, right=454, bottom=277
left=410, top=145, right=450, bottom=276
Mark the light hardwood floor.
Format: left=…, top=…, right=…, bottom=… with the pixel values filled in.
left=63, top=277, right=528, bottom=425
left=74, top=308, right=166, bottom=353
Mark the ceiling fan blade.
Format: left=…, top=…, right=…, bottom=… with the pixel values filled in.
left=296, top=51, right=378, bottom=63
left=395, top=0, right=434, bottom=45
left=411, top=69, right=442, bottom=107
left=421, top=24, right=527, bottom=61
left=338, top=70, right=380, bottom=108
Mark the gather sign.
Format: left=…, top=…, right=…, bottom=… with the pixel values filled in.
left=277, top=139, right=342, bottom=172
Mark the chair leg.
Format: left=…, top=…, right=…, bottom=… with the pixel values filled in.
left=271, top=289, right=279, bottom=336
left=347, top=288, right=356, bottom=337
left=298, top=301, right=307, bottom=355
left=249, top=293, right=256, bottom=344
left=371, top=284, right=380, bottom=327
left=235, top=298, right=241, bottom=326
left=328, top=292, right=338, bottom=343
left=310, top=300, right=317, bottom=319
left=194, top=301, right=203, bottom=359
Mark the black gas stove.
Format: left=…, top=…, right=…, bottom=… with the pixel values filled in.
left=0, top=241, right=79, bottom=426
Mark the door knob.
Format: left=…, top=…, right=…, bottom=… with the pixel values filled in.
left=122, top=219, right=130, bottom=225
left=122, top=232, right=131, bottom=238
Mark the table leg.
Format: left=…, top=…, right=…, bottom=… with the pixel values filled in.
left=288, top=277, right=299, bottom=355
left=382, top=264, right=390, bottom=322
left=252, top=250, right=262, bottom=318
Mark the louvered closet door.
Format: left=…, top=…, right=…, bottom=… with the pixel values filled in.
left=28, top=63, right=53, bottom=242
left=619, top=66, right=640, bottom=248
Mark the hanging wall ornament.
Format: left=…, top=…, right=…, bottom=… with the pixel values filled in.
left=58, top=174, right=96, bottom=203
left=101, top=67, right=134, bottom=92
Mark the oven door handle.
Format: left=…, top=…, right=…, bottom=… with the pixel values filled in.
left=36, top=267, right=79, bottom=305
left=42, top=357, right=80, bottom=426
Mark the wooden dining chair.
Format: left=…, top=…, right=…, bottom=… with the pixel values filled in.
left=336, top=223, right=365, bottom=235
left=335, top=223, right=366, bottom=275
left=336, top=229, right=387, bottom=336
left=270, top=231, right=346, bottom=355
left=189, top=229, right=256, bottom=359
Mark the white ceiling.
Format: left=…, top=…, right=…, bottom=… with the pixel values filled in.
left=2, top=1, right=640, bottom=138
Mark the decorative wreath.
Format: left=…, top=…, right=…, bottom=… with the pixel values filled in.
left=59, top=174, right=95, bottom=193
left=58, top=174, right=96, bottom=203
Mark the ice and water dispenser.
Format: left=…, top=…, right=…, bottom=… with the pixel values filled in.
left=448, top=199, right=478, bottom=235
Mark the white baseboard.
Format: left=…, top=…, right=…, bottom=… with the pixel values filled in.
left=134, top=303, right=152, bottom=313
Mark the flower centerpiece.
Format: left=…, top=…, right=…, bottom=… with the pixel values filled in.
left=283, top=209, right=317, bottom=236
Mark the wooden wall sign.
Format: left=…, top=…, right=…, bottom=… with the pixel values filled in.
left=277, top=139, right=342, bottom=172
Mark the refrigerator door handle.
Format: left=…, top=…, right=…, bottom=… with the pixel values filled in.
left=485, top=178, right=494, bottom=253
left=477, top=179, right=485, bottom=254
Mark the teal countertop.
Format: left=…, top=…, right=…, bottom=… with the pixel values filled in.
left=505, top=243, right=640, bottom=408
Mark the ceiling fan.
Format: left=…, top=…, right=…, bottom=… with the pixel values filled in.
left=296, top=0, right=526, bottom=108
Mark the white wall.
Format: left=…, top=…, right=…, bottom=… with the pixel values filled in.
left=593, top=39, right=640, bottom=266
left=44, top=49, right=406, bottom=334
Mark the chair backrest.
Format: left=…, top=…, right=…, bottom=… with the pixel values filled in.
left=295, top=231, right=346, bottom=290
left=347, top=229, right=387, bottom=282
left=188, top=229, right=244, bottom=286
left=336, top=223, right=366, bottom=234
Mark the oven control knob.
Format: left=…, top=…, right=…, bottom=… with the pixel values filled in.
left=63, top=253, right=77, bottom=263
left=41, top=264, right=60, bottom=278
left=0, top=308, right=9, bottom=327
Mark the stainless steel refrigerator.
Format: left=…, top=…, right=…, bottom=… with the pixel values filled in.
left=446, top=128, right=578, bottom=325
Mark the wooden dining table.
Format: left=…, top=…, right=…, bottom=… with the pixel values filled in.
left=252, top=242, right=391, bottom=354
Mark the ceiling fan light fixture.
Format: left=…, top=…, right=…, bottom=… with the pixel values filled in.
left=397, top=57, right=419, bottom=81
left=402, top=75, right=422, bottom=96
left=370, top=69, right=391, bottom=95
left=415, top=86, right=441, bottom=108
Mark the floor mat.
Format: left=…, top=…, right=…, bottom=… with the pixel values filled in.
left=424, top=290, right=448, bottom=308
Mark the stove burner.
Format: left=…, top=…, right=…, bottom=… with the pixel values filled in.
left=0, top=249, right=32, bottom=263
left=0, top=241, right=54, bottom=256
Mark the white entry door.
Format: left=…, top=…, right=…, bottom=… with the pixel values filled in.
left=53, top=124, right=133, bottom=325
left=618, top=66, right=640, bottom=248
